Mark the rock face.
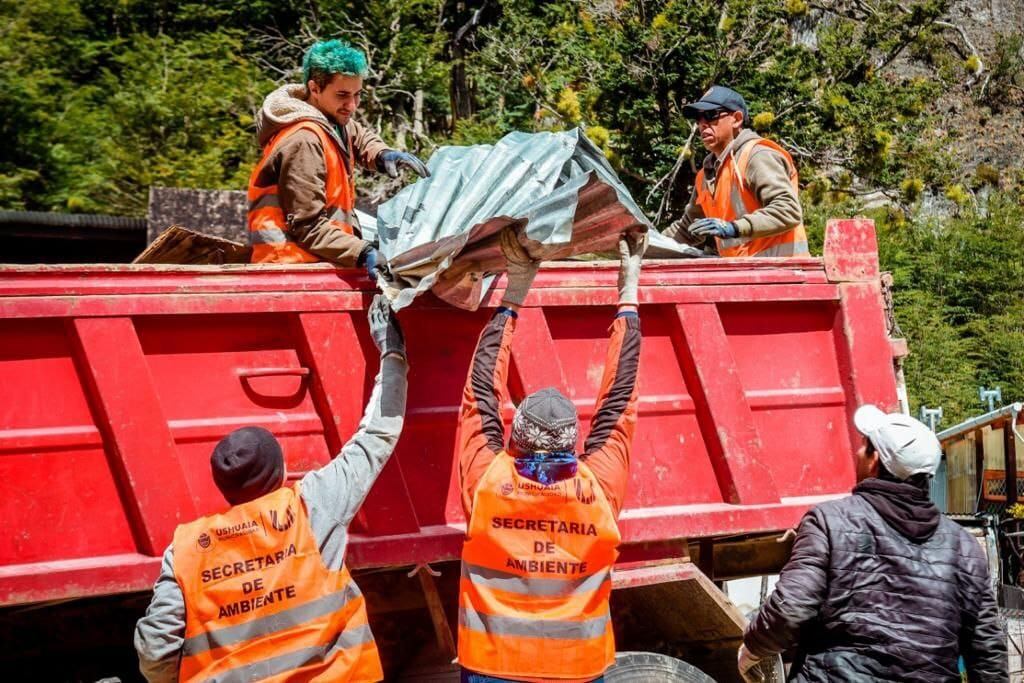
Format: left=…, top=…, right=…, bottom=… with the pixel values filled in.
left=146, top=187, right=247, bottom=245
left=918, top=0, right=1024, bottom=175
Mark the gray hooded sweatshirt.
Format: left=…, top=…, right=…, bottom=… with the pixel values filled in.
left=133, top=354, right=408, bottom=683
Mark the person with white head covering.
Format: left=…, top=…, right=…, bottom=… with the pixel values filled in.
left=738, top=405, right=1008, bottom=682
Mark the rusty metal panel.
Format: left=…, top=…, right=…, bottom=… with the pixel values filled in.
left=370, top=128, right=699, bottom=310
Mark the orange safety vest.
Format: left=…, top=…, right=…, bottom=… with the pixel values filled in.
left=694, top=137, right=809, bottom=257
left=172, top=484, right=383, bottom=683
left=458, top=452, right=621, bottom=680
left=247, top=120, right=360, bottom=264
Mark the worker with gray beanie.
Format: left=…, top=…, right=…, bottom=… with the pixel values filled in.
left=738, top=405, right=1008, bottom=683
left=455, top=227, right=645, bottom=682
left=135, top=294, right=408, bottom=683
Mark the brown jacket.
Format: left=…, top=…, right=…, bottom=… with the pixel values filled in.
left=664, top=129, right=802, bottom=247
left=255, top=84, right=390, bottom=266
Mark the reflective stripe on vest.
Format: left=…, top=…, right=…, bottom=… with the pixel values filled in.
left=246, top=120, right=358, bottom=264
left=172, top=484, right=383, bottom=683
left=462, top=561, right=611, bottom=597
left=457, top=451, right=620, bottom=680
left=460, top=603, right=612, bottom=640
left=695, top=137, right=809, bottom=258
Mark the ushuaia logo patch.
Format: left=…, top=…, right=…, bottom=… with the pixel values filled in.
left=215, top=520, right=260, bottom=540
left=268, top=505, right=295, bottom=532
left=196, top=532, right=214, bottom=552
left=500, top=482, right=515, bottom=497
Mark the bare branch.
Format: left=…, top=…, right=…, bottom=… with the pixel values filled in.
left=648, top=124, right=699, bottom=226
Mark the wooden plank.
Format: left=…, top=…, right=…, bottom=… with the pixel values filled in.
left=1006, top=421, right=1018, bottom=505
left=294, top=312, right=420, bottom=536
left=975, top=429, right=985, bottom=510
left=69, top=317, right=197, bottom=555
left=671, top=303, right=780, bottom=505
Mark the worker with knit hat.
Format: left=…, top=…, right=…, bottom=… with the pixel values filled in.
left=135, top=295, right=408, bottom=683
left=455, top=227, right=645, bottom=682
left=247, top=39, right=429, bottom=275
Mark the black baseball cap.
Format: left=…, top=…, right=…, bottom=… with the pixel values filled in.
left=683, top=86, right=749, bottom=124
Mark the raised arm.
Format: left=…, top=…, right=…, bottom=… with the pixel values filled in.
left=458, top=228, right=540, bottom=515
left=300, top=295, right=408, bottom=566
left=581, top=234, right=644, bottom=517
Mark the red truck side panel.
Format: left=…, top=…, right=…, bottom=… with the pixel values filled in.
left=0, top=219, right=900, bottom=605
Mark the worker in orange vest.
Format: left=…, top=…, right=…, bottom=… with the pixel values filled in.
left=248, top=39, right=429, bottom=275
left=455, top=228, right=645, bottom=682
left=134, top=295, right=408, bottom=683
left=663, top=86, right=808, bottom=257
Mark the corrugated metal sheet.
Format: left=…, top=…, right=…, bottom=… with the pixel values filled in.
left=364, top=128, right=700, bottom=310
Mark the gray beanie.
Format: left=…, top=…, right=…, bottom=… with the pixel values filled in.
left=511, top=387, right=579, bottom=453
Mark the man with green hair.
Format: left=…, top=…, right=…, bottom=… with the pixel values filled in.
left=248, top=39, right=429, bottom=276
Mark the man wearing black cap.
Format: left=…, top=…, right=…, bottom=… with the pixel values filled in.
left=454, top=228, right=644, bottom=683
left=664, top=85, right=808, bottom=258
left=134, top=295, right=408, bottom=683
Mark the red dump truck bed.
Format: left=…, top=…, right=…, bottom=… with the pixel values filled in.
left=0, top=219, right=901, bottom=608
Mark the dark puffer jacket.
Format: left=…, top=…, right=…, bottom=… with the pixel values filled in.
left=745, top=485, right=1008, bottom=682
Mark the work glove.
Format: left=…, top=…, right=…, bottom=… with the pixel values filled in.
left=368, top=293, right=406, bottom=360
left=617, top=232, right=646, bottom=306
left=499, top=227, right=540, bottom=307
left=376, top=149, right=430, bottom=179
left=358, top=245, right=389, bottom=282
left=689, top=217, right=738, bottom=240
left=737, top=644, right=765, bottom=683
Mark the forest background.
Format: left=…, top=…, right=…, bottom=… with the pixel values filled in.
left=1, top=0, right=1022, bottom=425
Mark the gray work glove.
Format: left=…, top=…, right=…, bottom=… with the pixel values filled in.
left=617, top=232, right=646, bottom=306
left=737, top=644, right=765, bottom=683
left=689, top=217, right=738, bottom=239
left=368, top=294, right=406, bottom=360
left=499, top=228, right=540, bottom=307
left=376, top=149, right=430, bottom=179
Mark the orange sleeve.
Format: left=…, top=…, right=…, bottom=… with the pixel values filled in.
left=458, top=309, right=517, bottom=517
left=581, top=313, right=641, bottom=518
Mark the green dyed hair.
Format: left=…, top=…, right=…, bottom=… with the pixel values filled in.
left=302, top=40, right=368, bottom=87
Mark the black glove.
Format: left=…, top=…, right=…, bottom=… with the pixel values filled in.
left=368, top=294, right=405, bottom=359
left=376, top=149, right=430, bottom=179
left=358, top=245, right=389, bottom=281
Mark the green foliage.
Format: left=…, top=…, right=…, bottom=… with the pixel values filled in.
left=0, top=0, right=997, bottom=218
left=975, top=164, right=1001, bottom=187
left=864, top=192, right=1024, bottom=422
left=944, top=183, right=970, bottom=206
left=752, top=111, right=776, bottom=132
left=900, top=177, right=924, bottom=202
